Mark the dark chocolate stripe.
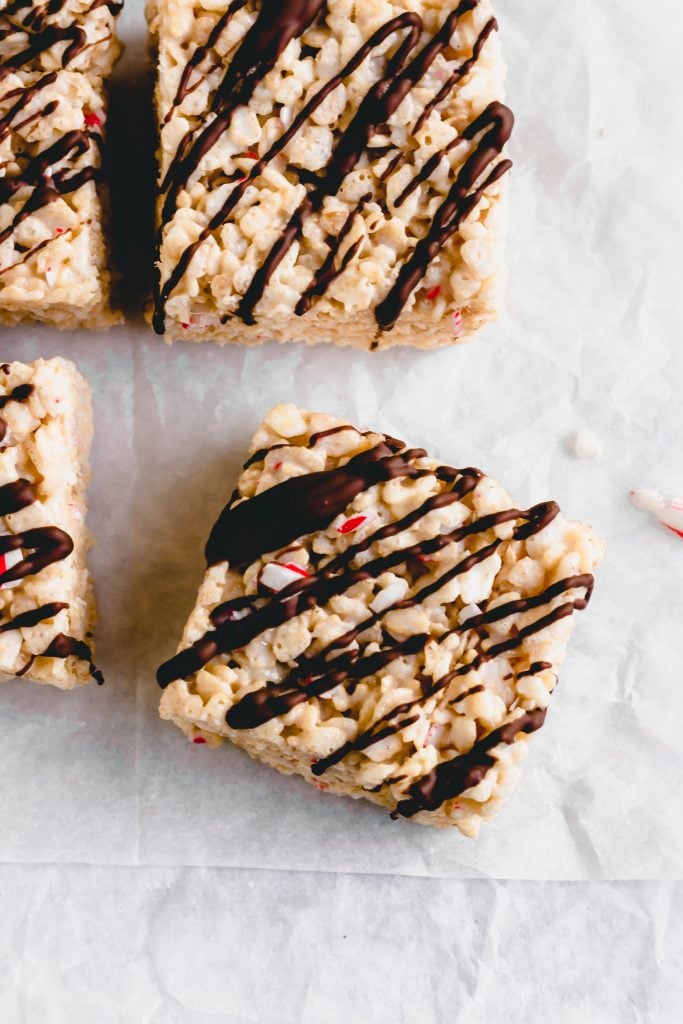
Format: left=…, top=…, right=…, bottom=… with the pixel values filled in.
left=0, top=129, right=100, bottom=246
left=0, top=478, right=36, bottom=515
left=375, top=102, right=514, bottom=330
left=0, top=601, right=69, bottom=634
left=0, top=526, right=73, bottom=585
left=311, top=575, right=592, bottom=775
left=226, top=539, right=502, bottom=730
left=204, top=442, right=421, bottom=568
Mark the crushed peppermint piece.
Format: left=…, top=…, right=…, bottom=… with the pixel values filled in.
left=425, top=285, right=441, bottom=301
left=453, top=310, right=463, bottom=337
left=630, top=489, right=665, bottom=514
left=260, top=560, right=310, bottom=592
left=0, top=546, right=24, bottom=590
left=630, top=489, right=683, bottom=539
left=192, top=736, right=206, bottom=744
left=572, top=429, right=602, bottom=459
left=337, top=513, right=369, bottom=534
left=84, top=111, right=102, bottom=127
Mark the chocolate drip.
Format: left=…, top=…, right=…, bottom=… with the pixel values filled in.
left=0, top=526, right=73, bottom=585
left=40, top=633, right=104, bottom=685
left=153, top=1, right=508, bottom=333
left=204, top=442, right=421, bottom=569
left=519, top=661, right=553, bottom=679
left=0, top=602, right=69, bottom=634
left=395, top=709, right=547, bottom=818
left=375, top=102, right=514, bottom=330
left=0, top=478, right=37, bottom=515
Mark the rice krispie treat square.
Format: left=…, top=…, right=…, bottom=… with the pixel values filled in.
left=158, top=405, right=605, bottom=836
left=150, top=0, right=512, bottom=349
left=0, top=358, right=100, bottom=689
left=0, top=1, right=121, bottom=328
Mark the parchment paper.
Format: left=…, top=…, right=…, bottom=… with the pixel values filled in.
left=1, top=0, right=681, bottom=880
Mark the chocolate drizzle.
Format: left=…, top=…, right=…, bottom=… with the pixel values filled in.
left=0, top=601, right=69, bottom=633
left=394, top=709, right=547, bottom=818
left=152, top=0, right=512, bottom=334
left=0, top=4, right=106, bottom=264
left=0, top=477, right=37, bottom=515
left=40, top=632, right=104, bottom=685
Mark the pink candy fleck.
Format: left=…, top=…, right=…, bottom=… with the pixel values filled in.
left=453, top=310, right=464, bottom=337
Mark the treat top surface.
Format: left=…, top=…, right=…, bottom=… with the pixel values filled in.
left=153, top=0, right=512, bottom=338
left=158, top=405, right=604, bottom=825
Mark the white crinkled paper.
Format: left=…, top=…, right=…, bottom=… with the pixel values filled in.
left=0, top=0, right=682, bottom=880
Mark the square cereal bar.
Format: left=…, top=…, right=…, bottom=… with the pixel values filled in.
left=158, top=405, right=605, bottom=836
left=0, top=358, right=100, bottom=688
left=0, top=1, right=121, bottom=328
left=150, top=0, right=512, bottom=349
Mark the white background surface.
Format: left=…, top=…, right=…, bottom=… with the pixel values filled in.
left=1, top=0, right=682, bottom=1019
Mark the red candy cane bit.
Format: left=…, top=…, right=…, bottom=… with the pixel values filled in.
left=244, top=150, right=259, bottom=159
left=425, top=285, right=441, bottom=301
left=283, top=562, right=309, bottom=577
left=84, top=111, right=101, bottom=127
left=314, top=781, right=329, bottom=791
left=192, top=736, right=206, bottom=745
left=337, top=514, right=367, bottom=534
